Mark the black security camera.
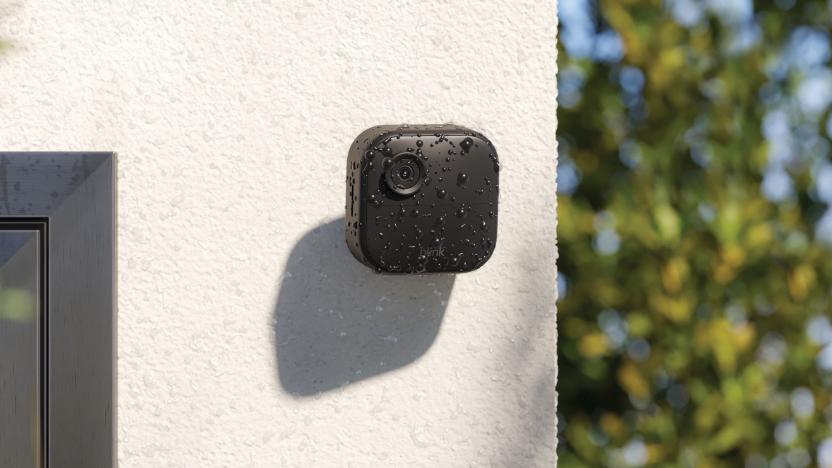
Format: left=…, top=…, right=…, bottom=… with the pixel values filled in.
left=346, top=124, right=499, bottom=273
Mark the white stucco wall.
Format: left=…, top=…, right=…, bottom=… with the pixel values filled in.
left=0, top=0, right=558, bottom=466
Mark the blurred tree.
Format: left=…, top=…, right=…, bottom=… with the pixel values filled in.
left=557, top=0, right=832, bottom=466
left=0, top=2, right=17, bottom=54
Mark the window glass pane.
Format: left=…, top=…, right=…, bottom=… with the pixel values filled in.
left=0, top=230, right=41, bottom=468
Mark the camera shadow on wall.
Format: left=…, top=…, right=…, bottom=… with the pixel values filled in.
left=274, top=218, right=455, bottom=396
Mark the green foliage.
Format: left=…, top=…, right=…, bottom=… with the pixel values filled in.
left=0, top=4, right=15, bottom=54
left=557, top=1, right=832, bottom=466
left=0, top=287, right=35, bottom=322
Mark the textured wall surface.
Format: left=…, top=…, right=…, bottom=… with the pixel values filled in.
left=0, top=0, right=558, bottom=466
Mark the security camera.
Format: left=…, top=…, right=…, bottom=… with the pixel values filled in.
left=346, top=124, right=499, bottom=273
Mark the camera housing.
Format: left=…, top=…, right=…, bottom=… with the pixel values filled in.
left=346, top=124, right=499, bottom=273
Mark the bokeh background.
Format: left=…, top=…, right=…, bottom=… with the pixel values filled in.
left=557, top=0, right=832, bottom=466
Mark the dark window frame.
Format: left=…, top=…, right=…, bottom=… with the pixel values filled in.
left=0, top=152, right=116, bottom=468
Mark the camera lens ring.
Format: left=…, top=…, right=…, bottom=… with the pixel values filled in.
left=385, top=152, right=425, bottom=196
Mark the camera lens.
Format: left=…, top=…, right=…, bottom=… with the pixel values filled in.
left=398, top=165, right=414, bottom=180
left=385, top=152, right=424, bottom=196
